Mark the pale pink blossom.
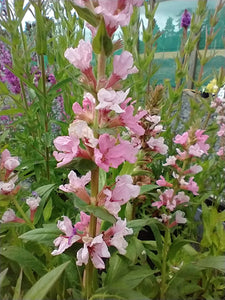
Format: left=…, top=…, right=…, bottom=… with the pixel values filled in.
left=217, top=124, right=225, bottom=137
left=0, top=208, right=25, bottom=224
left=0, top=174, right=18, bottom=195
left=217, top=147, right=225, bottom=156
left=176, top=148, right=188, bottom=160
left=106, top=51, right=138, bottom=88
left=174, top=132, right=188, bottom=145
left=76, top=234, right=110, bottom=269
left=104, top=188, right=121, bottom=216
left=72, top=93, right=95, bottom=123
left=64, top=40, right=92, bottom=72
left=51, top=216, right=81, bottom=255
left=96, top=88, right=130, bottom=113
left=109, top=218, right=133, bottom=254
left=156, top=176, right=173, bottom=187
left=95, top=0, right=135, bottom=36
left=69, top=120, right=98, bottom=148
left=94, top=134, right=138, bottom=172
left=163, top=156, right=177, bottom=166
left=59, top=171, right=91, bottom=204
left=53, top=136, right=80, bottom=167
left=0, top=149, right=20, bottom=172
left=195, top=129, right=209, bottom=143
left=180, top=177, right=199, bottom=195
left=73, top=0, right=87, bottom=7
left=147, top=137, right=168, bottom=155
left=75, top=211, right=90, bottom=233
left=186, top=164, right=203, bottom=174
left=152, top=189, right=175, bottom=211
left=26, top=195, right=41, bottom=210
left=175, top=210, right=187, bottom=224
left=173, top=191, right=190, bottom=205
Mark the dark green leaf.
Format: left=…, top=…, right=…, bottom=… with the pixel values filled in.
left=23, top=261, right=70, bottom=300
left=71, top=4, right=99, bottom=27
left=0, top=246, right=47, bottom=275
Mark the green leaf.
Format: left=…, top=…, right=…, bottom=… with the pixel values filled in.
left=63, top=157, right=97, bottom=175
left=43, top=198, right=52, bottom=222
left=195, top=256, right=225, bottom=273
left=71, top=3, right=99, bottom=27
left=32, top=1, right=47, bottom=54
left=23, top=261, right=70, bottom=300
left=0, top=81, right=9, bottom=94
left=0, top=108, right=24, bottom=116
left=92, top=18, right=113, bottom=56
left=48, top=78, right=72, bottom=94
left=140, top=184, right=158, bottom=194
left=13, top=269, right=23, bottom=300
left=119, top=161, right=136, bottom=176
left=99, top=168, right=106, bottom=191
left=168, top=238, right=198, bottom=260
left=19, top=224, right=60, bottom=246
left=35, top=184, right=56, bottom=202
left=0, top=268, right=8, bottom=286
left=87, top=205, right=116, bottom=224
left=0, top=246, right=47, bottom=275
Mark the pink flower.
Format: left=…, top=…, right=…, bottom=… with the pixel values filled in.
left=152, top=189, right=175, bottom=211
left=147, top=137, right=168, bottom=155
left=69, top=120, right=98, bottom=148
left=120, top=105, right=147, bottom=136
left=180, top=177, right=199, bottom=195
left=156, top=176, right=173, bottom=187
left=0, top=209, right=25, bottom=224
left=217, top=124, right=225, bottom=137
left=59, top=171, right=91, bottom=204
left=103, top=175, right=140, bottom=215
left=51, top=216, right=81, bottom=255
left=106, top=51, right=138, bottom=88
left=53, top=136, right=80, bottom=167
left=26, top=195, right=41, bottom=210
left=72, top=93, right=95, bottom=124
left=73, top=0, right=87, bottom=7
left=173, top=191, right=190, bottom=206
left=0, top=174, right=18, bottom=195
left=74, top=211, right=90, bottom=233
left=217, top=147, right=225, bottom=156
left=163, top=156, right=177, bottom=166
left=185, top=164, right=203, bottom=174
left=174, top=132, right=188, bottom=145
left=76, top=234, right=110, bottom=269
left=106, top=218, right=133, bottom=254
left=96, top=88, right=130, bottom=113
left=95, top=0, right=134, bottom=36
left=94, top=134, right=138, bottom=172
left=0, top=149, right=20, bottom=176
left=64, top=40, right=92, bottom=72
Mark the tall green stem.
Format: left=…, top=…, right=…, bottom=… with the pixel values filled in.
left=160, top=227, right=170, bottom=300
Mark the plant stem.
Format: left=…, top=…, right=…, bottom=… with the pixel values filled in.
left=160, top=227, right=170, bottom=300
left=12, top=198, right=35, bottom=229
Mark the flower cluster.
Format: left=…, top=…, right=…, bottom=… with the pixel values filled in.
left=0, top=149, right=20, bottom=195
left=181, top=9, right=191, bottom=29
left=52, top=0, right=148, bottom=269
left=211, top=85, right=225, bottom=157
left=152, top=128, right=210, bottom=227
left=0, top=41, right=21, bottom=94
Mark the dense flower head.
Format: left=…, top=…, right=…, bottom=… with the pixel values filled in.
left=0, top=149, right=20, bottom=172
left=181, top=9, right=191, bottom=29
left=147, top=137, right=168, bottom=155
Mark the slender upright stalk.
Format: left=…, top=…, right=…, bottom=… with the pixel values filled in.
left=160, top=227, right=170, bottom=300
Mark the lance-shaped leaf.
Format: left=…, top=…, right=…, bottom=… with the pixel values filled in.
left=23, top=261, right=70, bottom=300
left=92, top=18, right=113, bottom=56
left=70, top=3, right=99, bottom=27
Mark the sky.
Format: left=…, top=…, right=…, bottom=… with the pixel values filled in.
left=3, top=0, right=218, bottom=31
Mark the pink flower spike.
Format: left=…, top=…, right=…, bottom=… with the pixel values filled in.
left=96, top=88, right=130, bottom=113
left=218, top=124, right=225, bottom=137
left=217, top=147, right=225, bottom=156
left=147, top=137, right=168, bottom=155
left=51, top=216, right=81, bottom=256
left=156, top=176, right=173, bottom=187
left=174, top=132, right=189, bottom=145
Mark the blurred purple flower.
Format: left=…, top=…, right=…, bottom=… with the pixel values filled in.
left=181, top=9, right=191, bottom=29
